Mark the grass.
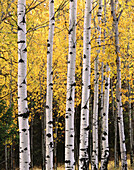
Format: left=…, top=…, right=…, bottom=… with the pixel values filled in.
left=34, top=159, right=134, bottom=170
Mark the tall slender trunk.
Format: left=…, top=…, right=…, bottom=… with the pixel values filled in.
left=101, top=64, right=110, bottom=169
left=92, top=0, right=102, bottom=169
left=111, top=0, right=127, bottom=169
left=18, top=0, right=30, bottom=169
left=65, top=0, right=77, bottom=169
left=100, top=62, right=104, bottom=157
left=100, top=1, right=110, bottom=168
left=79, top=0, right=92, bottom=169
left=46, top=0, right=55, bottom=169
left=91, top=55, right=99, bottom=170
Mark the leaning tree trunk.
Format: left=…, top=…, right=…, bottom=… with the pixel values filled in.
left=79, top=0, right=92, bottom=169
left=18, top=0, right=31, bottom=169
left=46, top=0, right=55, bottom=169
left=65, top=0, right=77, bottom=169
left=92, top=0, right=102, bottom=169
left=111, top=0, right=127, bottom=169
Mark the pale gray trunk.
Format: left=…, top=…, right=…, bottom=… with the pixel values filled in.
left=92, top=0, right=102, bottom=169
left=91, top=55, right=99, bottom=170
left=100, top=62, right=104, bottom=157
left=111, top=0, right=127, bottom=169
left=101, top=64, right=110, bottom=169
left=79, top=0, right=92, bottom=169
left=65, top=0, right=77, bottom=169
left=46, top=0, right=55, bottom=169
left=18, top=0, right=30, bottom=169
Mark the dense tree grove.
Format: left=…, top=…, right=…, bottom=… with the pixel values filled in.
left=0, top=0, right=133, bottom=170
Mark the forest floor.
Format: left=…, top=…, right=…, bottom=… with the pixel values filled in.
left=34, top=160, right=134, bottom=170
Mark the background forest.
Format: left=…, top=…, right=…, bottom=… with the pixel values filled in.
left=0, top=0, right=134, bottom=169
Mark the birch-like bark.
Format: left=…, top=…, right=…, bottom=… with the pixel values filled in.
left=111, top=0, right=127, bottom=169
left=100, top=62, right=104, bottom=157
left=65, top=0, right=77, bottom=169
left=18, top=0, right=30, bottom=169
left=100, top=1, right=110, bottom=168
left=101, top=64, right=110, bottom=169
left=79, top=0, right=92, bottom=169
left=92, top=0, right=102, bottom=169
left=46, top=0, right=55, bottom=169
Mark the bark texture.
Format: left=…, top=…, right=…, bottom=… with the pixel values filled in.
left=111, top=0, right=127, bottom=169
left=65, top=0, right=77, bottom=169
left=79, top=0, right=92, bottom=169
left=92, top=0, right=102, bottom=169
left=46, top=0, right=55, bottom=169
left=101, top=64, right=110, bottom=169
left=18, top=0, right=30, bottom=169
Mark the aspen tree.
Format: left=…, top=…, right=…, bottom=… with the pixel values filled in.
left=65, top=0, right=77, bottom=169
left=111, top=0, right=127, bottom=169
left=17, top=0, right=30, bottom=169
left=100, top=62, right=104, bottom=154
left=46, top=0, right=55, bottom=169
left=92, top=0, right=102, bottom=169
left=79, top=0, right=92, bottom=169
left=100, top=1, right=110, bottom=169
left=101, top=64, right=110, bottom=169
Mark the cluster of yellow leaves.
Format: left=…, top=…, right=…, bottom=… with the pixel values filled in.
left=0, top=0, right=133, bottom=143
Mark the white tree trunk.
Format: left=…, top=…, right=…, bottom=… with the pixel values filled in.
left=101, top=64, right=110, bottom=169
left=46, top=0, right=55, bottom=169
left=91, top=55, right=99, bottom=170
left=79, top=0, right=92, bottom=169
left=18, top=0, right=30, bottom=169
left=65, top=0, right=77, bottom=169
left=92, top=0, right=102, bottom=169
left=111, top=0, right=127, bottom=169
left=100, top=62, right=104, bottom=156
